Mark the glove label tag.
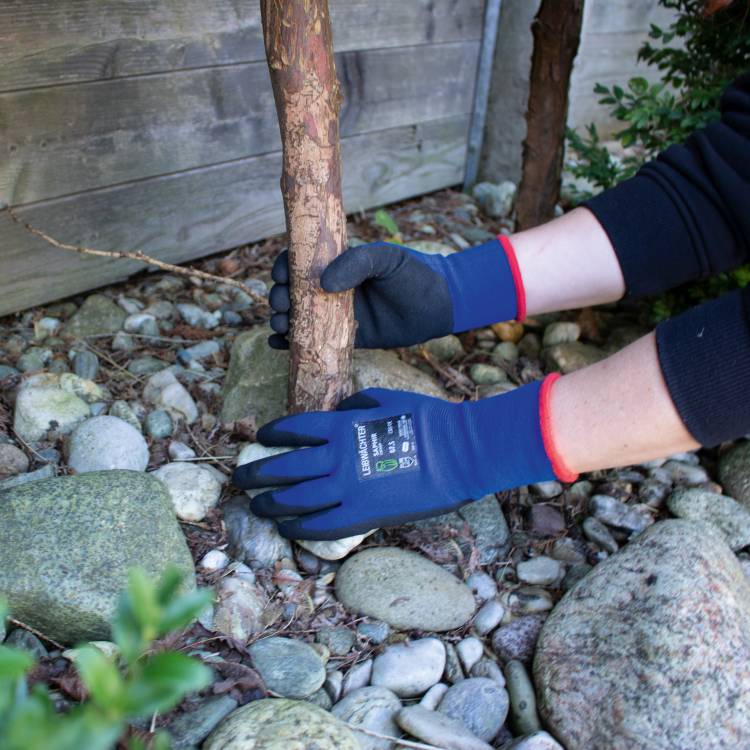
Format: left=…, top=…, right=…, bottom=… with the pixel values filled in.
left=353, top=413, right=419, bottom=481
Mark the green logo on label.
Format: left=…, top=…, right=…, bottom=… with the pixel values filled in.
left=375, top=459, right=399, bottom=473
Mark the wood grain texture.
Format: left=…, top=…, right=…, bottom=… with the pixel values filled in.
left=0, top=0, right=483, bottom=92
left=0, top=116, right=469, bottom=316
left=1, top=42, right=479, bottom=206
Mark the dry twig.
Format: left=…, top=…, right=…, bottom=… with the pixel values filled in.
left=8, top=617, right=65, bottom=650
left=344, top=724, right=448, bottom=750
left=7, top=208, right=265, bottom=302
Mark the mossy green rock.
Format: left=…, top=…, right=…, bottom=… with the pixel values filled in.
left=221, top=328, right=446, bottom=425
left=203, top=698, right=358, bottom=750
left=0, top=471, right=194, bottom=644
left=64, top=294, right=126, bottom=338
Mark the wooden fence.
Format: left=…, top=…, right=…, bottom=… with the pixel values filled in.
left=0, top=0, right=484, bottom=315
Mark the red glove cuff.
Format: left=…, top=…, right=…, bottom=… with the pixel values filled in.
left=498, top=234, right=526, bottom=322
left=539, top=373, right=579, bottom=483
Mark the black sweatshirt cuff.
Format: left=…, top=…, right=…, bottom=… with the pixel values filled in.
left=656, top=288, right=750, bottom=447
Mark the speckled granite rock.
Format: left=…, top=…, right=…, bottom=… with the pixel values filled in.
left=0, top=471, right=194, bottom=643
left=331, top=686, right=402, bottom=750
left=667, top=488, right=750, bottom=550
left=248, top=637, right=326, bottom=699
left=335, top=548, right=476, bottom=632
left=14, top=384, right=90, bottom=442
left=719, top=441, right=750, bottom=508
left=534, top=520, right=750, bottom=750
left=203, top=698, right=358, bottom=750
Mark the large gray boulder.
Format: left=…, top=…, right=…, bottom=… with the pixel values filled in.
left=534, top=520, right=750, bottom=750
left=221, top=327, right=446, bottom=424
left=0, top=471, right=195, bottom=643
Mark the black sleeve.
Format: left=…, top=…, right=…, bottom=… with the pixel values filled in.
left=585, top=73, right=750, bottom=448
left=585, top=72, right=750, bottom=298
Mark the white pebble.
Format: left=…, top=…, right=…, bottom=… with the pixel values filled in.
left=200, top=550, right=229, bottom=572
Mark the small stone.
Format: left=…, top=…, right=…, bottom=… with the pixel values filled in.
left=562, top=563, right=592, bottom=591
left=506, top=588, right=553, bottom=615
left=589, top=494, right=653, bottom=534
left=458, top=494, right=511, bottom=565
left=473, top=599, right=505, bottom=636
left=58, top=373, right=109, bottom=404
left=719, top=441, right=750, bottom=507
left=544, top=342, right=606, bottom=374
left=516, top=557, right=562, bottom=586
left=223, top=496, right=293, bottom=568
left=116, top=296, right=143, bottom=314
left=200, top=550, right=229, bottom=572
left=67, top=416, right=149, bottom=473
left=639, top=478, right=671, bottom=508
left=203, top=699, right=358, bottom=750
left=356, top=620, right=390, bottom=645
left=167, top=695, right=237, bottom=750
left=491, top=341, right=519, bottom=365
left=34, top=317, right=61, bottom=340
left=503, top=731, right=565, bottom=750
left=144, top=409, right=173, bottom=439
left=111, top=332, right=135, bottom=351
left=109, top=401, right=142, bottom=431
left=492, top=615, right=546, bottom=663
left=143, top=370, right=198, bottom=424
left=0, top=444, right=29, bottom=478
left=505, top=660, right=541, bottom=735
left=342, top=659, right=373, bottom=696
left=176, top=303, right=221, bottom=329
left=420, top=682, right=449, bottom=710
left=466, top=571, right=497, bottom=601
left=667, top=487, right=750, bottom=550
left=471, top=181, right=516, bottom=219
left=422, top=335, right=464, bottom=362
left=5, top=628, right=48, bottom=659
left=550, top=537, right=587, bottom=564
left=145, top=300, right=176, bottom=320
left=14, top=384, right=89, bottom=441
left=0, top=463, right=56, bottom=491
left=529, top=505, right=566, bottom=536
left=307, top=688, right=332, bottom=710
left=211, top=576, right=267, bottom=641
left=567, top=480, right=593, bottom=500
left=438, top=678, right=509, bottom=741
left=324, top=671, right=343, bottom=703
left=582, top=516, right=619, bottom=553
left=542, top=322, right=580, bottom=347
left=517, top=333, right=541, bottom=358
left=169, top=441, right=196, bottom=460
left=371, top=638, right=446, bottom=698
left=151, top=462, right=222, bottom=522
left=397, top=705, right=494, bottom=750
left=316, top=626, right=355, bottom=656
left=470, top=364, right=507, bottom=385
left=64, top=295, right=125, bottom=337
left=335, top=548, right=475, bottom=632
left=72, top=350, right=99, bottom=380
left=470, top=658, right=505, bottom=686
left=409, top=240, right=457, bottom=256
left=662, top=459, right=709, bottom=485
left=530, top=481, right=563, bottom=499
left=331, top=686, right=402, bottom=750
left=178, top=340, right=221, bottom=365
left=128, top=357, right=169, bottom=376
left=248, top=637, right=325, bottom=699
left=456, top=637, right=484, bottom=673
left=124, top=313, right=159, bottom=336
left=444, top=641, right=464, bottom=684
left=0, top=364, right=20, bottom=381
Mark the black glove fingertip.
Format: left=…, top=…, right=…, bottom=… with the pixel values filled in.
left=271, top=249, right=289, bottom=284
left=270, top=312, right=289, bottom=334
left=269, top=283, right=290, bottom=313
left=268, top=333, right=289, bottom=350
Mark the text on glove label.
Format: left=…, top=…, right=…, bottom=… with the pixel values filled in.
left=353, top=413, right=419, bottom=480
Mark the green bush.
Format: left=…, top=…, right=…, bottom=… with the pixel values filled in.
left=0, top=568, right=212, bottom=750
left=565, top=0, right=750, bottom=317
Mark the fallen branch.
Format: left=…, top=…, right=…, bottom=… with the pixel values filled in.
left=7, top=208, right=266, bottom=302
left=8, top=617, right=65, bottom=650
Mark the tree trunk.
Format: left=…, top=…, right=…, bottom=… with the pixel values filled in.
left=515, top=0, right=585, bottom=230
left=261, top=0, right=355, bottom=413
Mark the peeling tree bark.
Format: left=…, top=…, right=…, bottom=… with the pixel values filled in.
left=261, top=0, right=355, bottom=413
left=515, top=0, right=585, bottom=230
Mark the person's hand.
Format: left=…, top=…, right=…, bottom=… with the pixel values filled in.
left=231, top=378, right=575, bottom=540
left=267, top=237, right=525, bottom=350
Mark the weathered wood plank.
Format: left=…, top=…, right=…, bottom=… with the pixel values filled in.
left=1, top=42, right=479, bottom=206
left=0, top=0, right=484, bottom=92
left=0, top=116, right=469, bottom=316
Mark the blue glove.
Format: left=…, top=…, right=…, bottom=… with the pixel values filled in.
left=231, top=376, right=576, bottom=540
left=267, top=236, right=526, bottom=349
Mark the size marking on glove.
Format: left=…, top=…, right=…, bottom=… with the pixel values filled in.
left=353, top=413, right=419, bottom=481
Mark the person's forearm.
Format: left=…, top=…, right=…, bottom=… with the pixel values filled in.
left=510, top=207, right=626, bottom=316
left=549, top=331, right=699, bottom=474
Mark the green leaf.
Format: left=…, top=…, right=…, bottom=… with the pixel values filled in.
left=155, top=566, right=185, bottom=607
left=73, top=646, right=124, bottom=710
left=373, top=209, right=399, bottom=236
left=0, top=645, right=35, bottom=681
left=112, top=594, right=145, bottom=666
left=158, top=588, right=213, bottom=636
left=124, top=653, right=211, bottom=717
left=127, top=569, right=160, bottom=631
